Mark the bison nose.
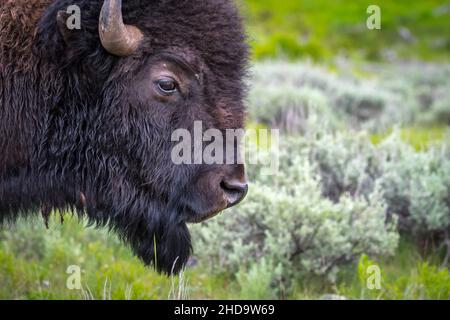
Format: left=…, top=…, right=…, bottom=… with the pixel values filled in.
left=221, top=179, right=248, bottom=208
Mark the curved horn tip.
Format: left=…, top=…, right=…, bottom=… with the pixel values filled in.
left=99, top=0, right=144, bottom=56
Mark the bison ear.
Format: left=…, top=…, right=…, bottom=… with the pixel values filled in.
left=56, top=10, right=77, bottom=46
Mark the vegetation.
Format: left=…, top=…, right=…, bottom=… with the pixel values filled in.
left=193, top=130, right=450, bottom=294
left=242, top=0, right=450, bottom=61
left=248, top=62, right=450, bottom=133
left=1, top=0, right=449, bottom=300
left=1, top=216, right=449, bottom=300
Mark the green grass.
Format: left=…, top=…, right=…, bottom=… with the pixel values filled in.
left=241, top=0, right=450, bottom=61
left=0, top=214, right=260, bottom=300
left=336, top=239, right=450, bottom=300
left=371, top=126, right=449, bottom=150
left=0, top=215, right=448, bottom=300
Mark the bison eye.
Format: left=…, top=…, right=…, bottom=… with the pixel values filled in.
left=156, top=77, right=178, bottom=95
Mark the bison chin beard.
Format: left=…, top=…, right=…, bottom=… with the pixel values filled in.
left=132, top=217, right=192, bottom=275
left=92, top=199, right=192, bottom=275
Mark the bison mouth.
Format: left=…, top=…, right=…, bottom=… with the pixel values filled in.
left=184, top=191, right=247, bottom=224
left=186, top=208, right=223, bottom=224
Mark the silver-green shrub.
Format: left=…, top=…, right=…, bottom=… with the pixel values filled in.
left=305, top=129, right=450, bottom=238
left=191, top=136, right=399, bottom=284
left=248, top=85, right=340, bottom=134
left=191, top=128, right=450, bottom=286
left=247, top=62, right=450, bottom=132
left=378, top=135, right=450, bottom=235
left=423, top=95, right=450, bottom=126
left=302, top=129, right=450, bottom=239
left=192, top=61, right=450, bottom=286
left=308, top=131, right=380, bottom=201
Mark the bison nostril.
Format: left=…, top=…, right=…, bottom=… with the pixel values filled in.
left=220, top=179, right=248, bottom=207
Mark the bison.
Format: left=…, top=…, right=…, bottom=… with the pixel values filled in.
left=0, top=0, right=249, bottom=274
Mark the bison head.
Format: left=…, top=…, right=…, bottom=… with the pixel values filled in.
left=0, top=0, right=249, bottom=274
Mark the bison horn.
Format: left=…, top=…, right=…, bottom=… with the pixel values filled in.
left=99, top=0, right=144, bottom=56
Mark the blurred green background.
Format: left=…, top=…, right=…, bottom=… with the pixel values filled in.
left=245, top=0, right=450, bottom=61
left=1, top=0, right=450, bottom=300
